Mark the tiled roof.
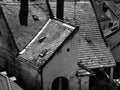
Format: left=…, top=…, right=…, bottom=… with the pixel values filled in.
left=78, top=2, right=115, bottom=68
left=19, top=19, right=76, bottom=67
left=50, top=1, right=115, bottom=68
left=0, top=5, right=18, bottom=56
left=90, top=0, right=111, bottom=22
left=2, top=2, right=49, bottom=51
left=0, top=74, right=11, bottom=90
left=78, top=22, right=115, bottom=68
left=103, top=1, right=120, bottom=18
left=0, top=73, right=23, bottom=90
left=115, top=3, right=120, bottom=11
left=2, top=1, right=115, bottom=69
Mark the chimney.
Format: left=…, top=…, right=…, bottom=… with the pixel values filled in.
left=56, top=0, right=64, bottom=20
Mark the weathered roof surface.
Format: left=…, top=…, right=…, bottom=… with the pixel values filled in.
left=90, top=0, right=111, bottom=22
left=106, top=28, right=120, bottom=62
left=0, top=73, right=23, bottom=90
left=78, top=2, right=115, bottom=68
left=115, top=3, right=120, bottom=11
left=0, top=5, right=18, bottom=56
left=50, top=1, right=115, bottom=68
left=2, top=2, right=49, bottom=51
left=78, top=1, right=115, bottom=68
left=2, top=1, right=115, bottom=69
left=103, top=1, right=120, bottom=18
left=0, top=74, right=9, bottom=90
left=19, top=19, right=76, bottom=67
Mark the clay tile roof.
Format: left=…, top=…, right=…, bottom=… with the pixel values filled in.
left=19, top=19, right=76, bottom=68
left=0, top=5, right=18, bottom=56
left=78, top=2, right=115, bottom=68
left=3, top=1, right=115, bottom=69
left=91, top=0, right=111, bottom=22
left=115, top=4, right=120, bottom=11
left=0, top=73, right=23, bottom=90
left=2, top=2, right=77, bottom=68
left=61, top=1, right=115, bottom=68
left=104, top=1, right=120, bottom=18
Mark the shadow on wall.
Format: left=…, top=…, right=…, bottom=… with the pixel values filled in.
left=14, top=56, right=42, bottom=90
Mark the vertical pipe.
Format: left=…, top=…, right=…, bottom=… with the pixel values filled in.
left=46, top=0, right=54, bottom=19
left=56, top=0, right=64, bottom=20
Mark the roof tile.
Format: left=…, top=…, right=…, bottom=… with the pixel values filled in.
left=58, top=1, right=116, bottom=68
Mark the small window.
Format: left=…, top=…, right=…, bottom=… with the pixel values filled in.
left=52, top=77, right=69, bottom=90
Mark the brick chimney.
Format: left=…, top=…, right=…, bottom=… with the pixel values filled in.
left=56, top=0, right=64, bottom=20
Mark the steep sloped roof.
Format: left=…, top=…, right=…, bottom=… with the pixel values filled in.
left=50, top=1, right=115, bottom=68
left=19, top=19, right=76, bottom=68
left=78, top=1, right=115, bottom=68
left=115, top=3, right=120, bottom=11
left=1, top=2, right=79, bottom=69
left=103, top=1, right=120, bottom=18
left=2, top=2, right=50, bottom=51
left=3, top=1, right=115, bottom=69
left=19, top=1, right=115, bottom=69
left=90, top=0, right=111, bottom=22
left=0, top=5, right=18, bottom=56
left=0, top=73, right=23, bottom=90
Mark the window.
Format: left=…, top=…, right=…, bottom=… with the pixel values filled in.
left=52, top=77, right=69, bottom=90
